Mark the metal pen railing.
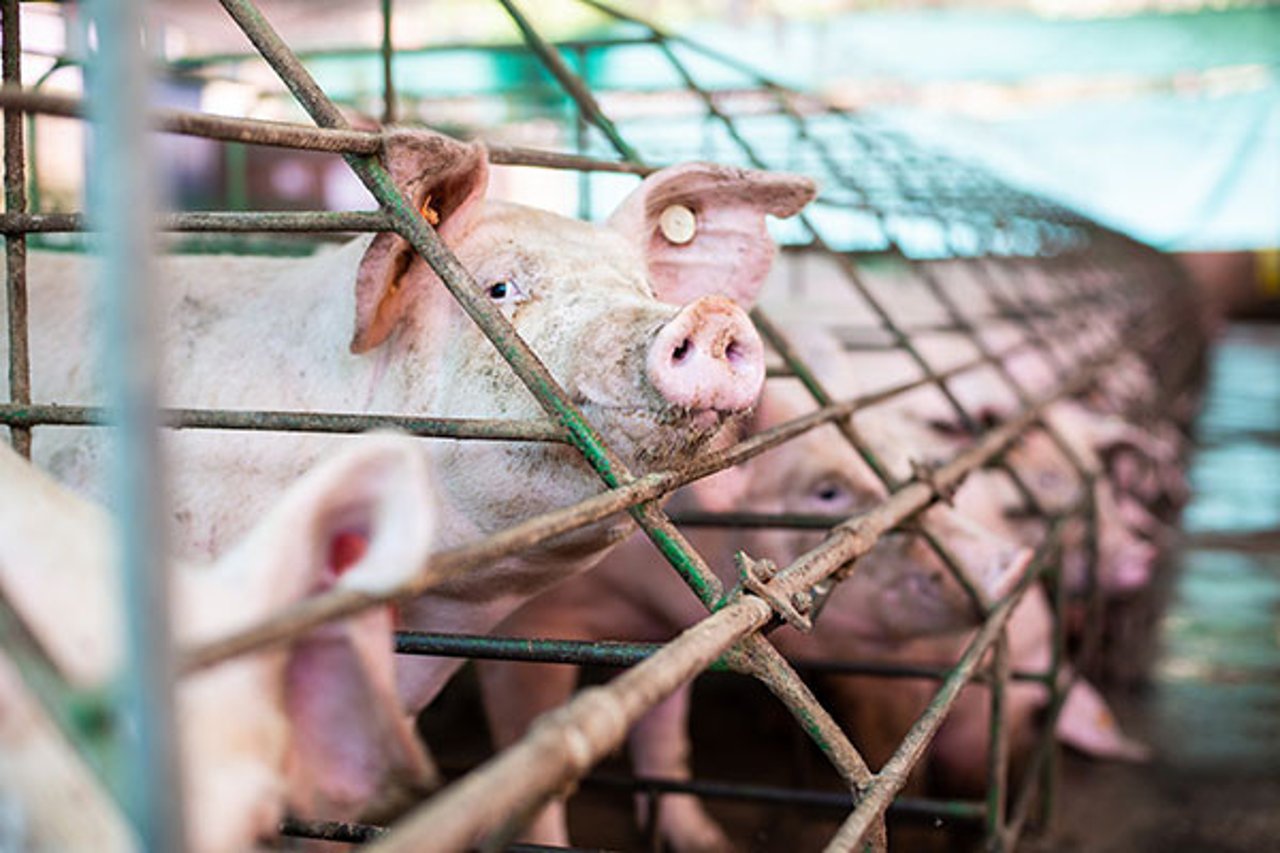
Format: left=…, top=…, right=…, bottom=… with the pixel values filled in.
left=0, top=1, right=1198, bottom=851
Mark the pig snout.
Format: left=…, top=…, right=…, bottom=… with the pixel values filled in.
left=646, top=296, right=764, bottom=415
left=1106, top=535, right=1157, bottom=593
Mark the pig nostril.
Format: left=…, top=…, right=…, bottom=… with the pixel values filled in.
left=672, top=338, right=692, bottom=363
left=725, top=339, right=744, bottom=364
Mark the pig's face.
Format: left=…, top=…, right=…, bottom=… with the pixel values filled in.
left=352, top=131, right=814, bottom=543
left=736, top=384, right=1028, bottom=643
left=442, top=205, right=744, bottom=467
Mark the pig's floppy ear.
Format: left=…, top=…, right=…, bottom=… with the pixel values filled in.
left=211, top=432, right=437, bottom=607
left=607, top=162, right=816, bottom=308
left=186, top=435, right=439, bottom=833
left=352, top=129, right=489, bottom=354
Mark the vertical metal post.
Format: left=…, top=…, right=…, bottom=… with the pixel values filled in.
left=380, top=0, right=396, bottom=124
left=3, top=0, right=31, bottom=458
left=85, top=0, right=186, bottom=848
left=983, top=631, right=1010, bottom=850
left=572, top=45, right=591, bottom=220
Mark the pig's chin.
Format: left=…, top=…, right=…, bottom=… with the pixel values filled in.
left=582, top=402, right=741, bottom=471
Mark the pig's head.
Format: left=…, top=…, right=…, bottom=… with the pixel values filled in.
left=178, top=434, right=439, bottom=851
left=350, top=130, right=815, bottom=541
left=729, top=382, right=1030, bottom=644
left=0, top=436, right=438, bottom=853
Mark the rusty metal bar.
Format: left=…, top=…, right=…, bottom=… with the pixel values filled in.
left=0, top=403, right=567, bottom=442
left=495, top=0, right=640, bottom=163
left=984, top=631, right=1011, bottom=848
left=0, top=86, right=655, bottom=174
left=380, top=0, right=396, bottom=124
left=2, top=0, right=29, bottom=458
left=0, top=210, right=392, bottom=233
left=371, top=506, right=1074, bottom=852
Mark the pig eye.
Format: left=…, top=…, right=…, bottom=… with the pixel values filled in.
left=977, top=408, right=1005, bottom=430
left=926, top=418, right=968, bottom=437
left=484, top=279, right=526, bottom=308
left=814, top=479, right=849, bottom=505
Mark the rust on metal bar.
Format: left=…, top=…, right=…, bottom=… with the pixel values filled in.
left=0, top=403, right=568, bottom=442
left=0, top=86, right=653, bottom=175
left=2, top=0, right=30, bottom=458
left=495, top=0, right=641, bottom=163
left=0, top=211, right=393, bottom=234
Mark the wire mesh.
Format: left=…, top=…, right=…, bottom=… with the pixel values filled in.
left=0, top=1, right=1204, bottom=851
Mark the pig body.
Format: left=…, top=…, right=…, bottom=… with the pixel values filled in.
left=12, top=130, right=815, bottom=716
left=0, top=435, right=440, bottom=852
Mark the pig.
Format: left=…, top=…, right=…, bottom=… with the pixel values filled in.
left=853, top=349, right=1164, bottom=596
left=13, top=128, right=815, bottom=723
left=478, top=376, right=1035, bottom=853
left=0, top=433, right=440, bottom=852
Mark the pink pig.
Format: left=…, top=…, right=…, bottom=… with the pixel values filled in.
left=16, top=129, right=815, bottom=722
left=0, top=435, right=439, bottom=853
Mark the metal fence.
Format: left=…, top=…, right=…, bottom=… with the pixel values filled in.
left=0, top=0, right=1202, bottom=851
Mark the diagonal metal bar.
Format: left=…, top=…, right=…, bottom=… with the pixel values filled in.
left=495, top=0, right=641, bottom=163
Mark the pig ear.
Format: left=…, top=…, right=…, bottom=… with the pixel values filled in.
left=607, top=162, right=816, bottom=308
left=352, top=129, right=489, bottom=354
left=206, top=433, right=437, bottom=620
left=189, top=435, right=439, bottom=823
left=1056, top=678, right=1152, bottom=762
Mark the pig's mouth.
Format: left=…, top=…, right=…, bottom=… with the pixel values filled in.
left=577, top=401, right=740, bottom=467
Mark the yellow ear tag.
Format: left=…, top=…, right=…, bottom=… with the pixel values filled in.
left=419, top=194, right=440, bottom=226
left=658, top=204, right=696, bottom=245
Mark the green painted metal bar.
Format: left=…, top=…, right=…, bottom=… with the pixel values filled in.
left=85, top=0, right=188, bottom=845
left=0, top=587, right=119, bottom=800
left=224, top=142, right=249, bottom=211
left=3, top=0, right=29, bottom=459
left=579, top=771, right=988, bottom=822
left=393, top=628, right=1053, bottom=686
left=212, top=0, right=640, bottom=490
left=395, top=630, right=732, bottom=672
left=984, top=631, right=1011, bottom=849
